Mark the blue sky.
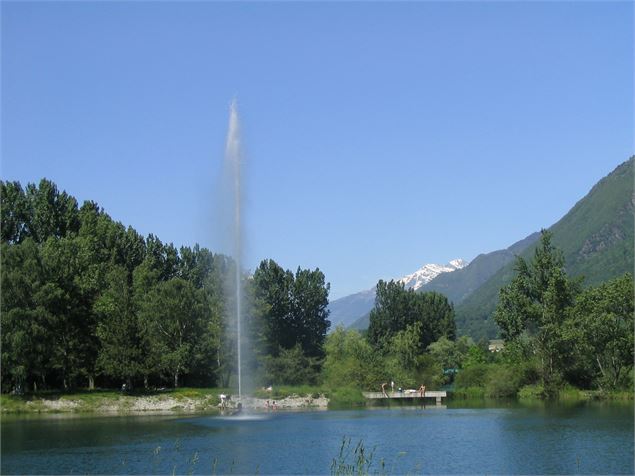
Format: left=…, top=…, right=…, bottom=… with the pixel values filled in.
left=2, top=2, right=633, bottom=299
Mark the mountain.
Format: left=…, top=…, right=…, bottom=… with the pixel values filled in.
left=328, top=259, right=467, bottom=329
left=419, top=233, right=540, bottom=305
left=456, top=157, right=635, bottom=340
left=348, top=234, right=540, bottom=331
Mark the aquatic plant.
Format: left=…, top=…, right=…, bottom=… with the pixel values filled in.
left=331, top=437, right=385, bottom=476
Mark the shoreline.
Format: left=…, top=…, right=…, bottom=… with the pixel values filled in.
left=0, top=392, right=329, bottom=416
left=2, top=387, right=630, bottom=418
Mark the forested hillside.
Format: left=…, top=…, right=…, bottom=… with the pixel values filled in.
left=456, top=157, right=634, bottom=339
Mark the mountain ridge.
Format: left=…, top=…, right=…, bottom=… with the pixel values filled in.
left=328, top=259, right=466, bottom=329
left=455, top=157, right=634, bottom=339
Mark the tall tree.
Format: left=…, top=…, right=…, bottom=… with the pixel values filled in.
left=95, top=265, right=142, bottom=388
left=253, top=259, right=294, bottom=356
left=569, top=273, right=634, bottom=390
left=367, top=280, right=456, bottom=352
left=0, top=239, right=52, bottom=391
left=494, top=230, right=580, bottom=392
left=138, top=278, right=208, bottom=388
left=290, top=267, right=331, bottom=358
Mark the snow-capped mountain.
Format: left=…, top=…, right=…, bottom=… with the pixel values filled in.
left=398, top=259, right=468, bottom=291
left=328, top=259, right=468, bottom=330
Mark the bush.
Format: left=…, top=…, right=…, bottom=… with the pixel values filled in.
left=485, top=366, right=522, bottom=398
left=454, top=364, right=489, bottom=389
left=327, top=387, right=366, bottom=408
left=518, top=384, right=546, bottom=400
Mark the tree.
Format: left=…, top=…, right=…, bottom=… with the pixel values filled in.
left=95, top=265, right=142, bottom=388
left=253, top=260, right=331, bottom=360
left=570, top=274, right=634, bottom=390
left=0, top=239, right=52, bottom=392
left=253, top=259, right=294, bottom=356
left=40, top=236, right=97, bottom=389
left=263, top=344, right=320, bottom=385
left=25, top=179, right=80, bottom=243
left=322, top=326, right=383, bottom=390
left=290, top=267, right=330, bottom=358
left=1, top=181, right=30, bottom=244
left=494, top=230, right=580, bottom=393
left=138, top=278, right=208, bottom=388
left=367, top=280, right=456, bottom=352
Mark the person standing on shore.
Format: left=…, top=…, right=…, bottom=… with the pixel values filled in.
left=381, top=382, right=388, bottom=397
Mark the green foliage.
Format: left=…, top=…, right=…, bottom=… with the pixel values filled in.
left=494, top=230, right=580, bottom=394
left=367, top=280, right=456, bottom=352
left=95, top=265, right=142, bottom=383
left=327, top=388, right=366, bottom=408
left=568, top=273, right=634, bottom=390
left=322, top=327, right=383, bottom=390
left=517, top=384, right=546, bottom=400
left=263, top=344, right=321, bottom=385
left=462, top=343, right=489, bottom=368
left=0, top=179, right=228, bottom=392
left=138, top=278, right=211, bottom=388
left=253, top=260, right=330, bottom=359
left=484, top=365, right=527, bottom=398
left=454, top=364, right=489, bottom=389
left=252, top=259, right=331, bottom=385
left=456, top=157, right=634, bottom=340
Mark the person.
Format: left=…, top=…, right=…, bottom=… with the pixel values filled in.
left=391, top=381, right=395, bottom=394
left=381, top=382, right=388, bottom=397
left=219, top=393, right=227, bottom=410
left=418, top=384, right=426, bottom=398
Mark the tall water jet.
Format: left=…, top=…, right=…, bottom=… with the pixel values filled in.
left=224, top=99, right=243, bottom=399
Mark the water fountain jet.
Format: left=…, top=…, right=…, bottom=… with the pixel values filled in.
left=224, top=99, right=244, bottom=400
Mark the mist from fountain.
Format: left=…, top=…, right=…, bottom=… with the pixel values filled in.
left=224, top=99, right=244, bottom=399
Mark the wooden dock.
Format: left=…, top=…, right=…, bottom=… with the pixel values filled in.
left=362, top=391, right=447, bottom=405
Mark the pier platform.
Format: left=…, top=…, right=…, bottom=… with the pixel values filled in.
left=362, top=391, right=447, bottom=405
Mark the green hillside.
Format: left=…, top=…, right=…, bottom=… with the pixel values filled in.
left=420, top=232, right=540, bottom=305
left=456, top=157, right=634, bottom=339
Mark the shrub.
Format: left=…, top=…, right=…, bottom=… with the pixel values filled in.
left=327, top=387, right=366, bottom=408
left=518, top=384, right=546, bottom=400
left=454, top=364, right=489, bottom=389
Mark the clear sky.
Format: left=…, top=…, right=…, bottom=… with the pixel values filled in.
left=2, top=1, right=633, bottom=299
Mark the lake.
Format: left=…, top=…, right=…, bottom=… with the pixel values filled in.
left=2, top=400, right=633, bottom=474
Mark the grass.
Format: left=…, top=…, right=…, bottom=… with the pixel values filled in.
left=450, top=387, right=486, bottom=399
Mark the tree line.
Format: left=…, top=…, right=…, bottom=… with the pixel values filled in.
left=4, top=180, right=628, bottom=398
left=1, top=179, right=330, bottom=392
left=321, top=231, right=633, bottom=398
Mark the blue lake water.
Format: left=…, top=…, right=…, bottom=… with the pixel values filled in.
left=1, top=400, right=633, bottom=474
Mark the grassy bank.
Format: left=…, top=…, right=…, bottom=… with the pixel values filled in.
left=450, top=385, right=634, bottom=402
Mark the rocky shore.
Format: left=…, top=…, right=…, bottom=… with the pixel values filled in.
left=2, top=392, right=329, bottom=415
